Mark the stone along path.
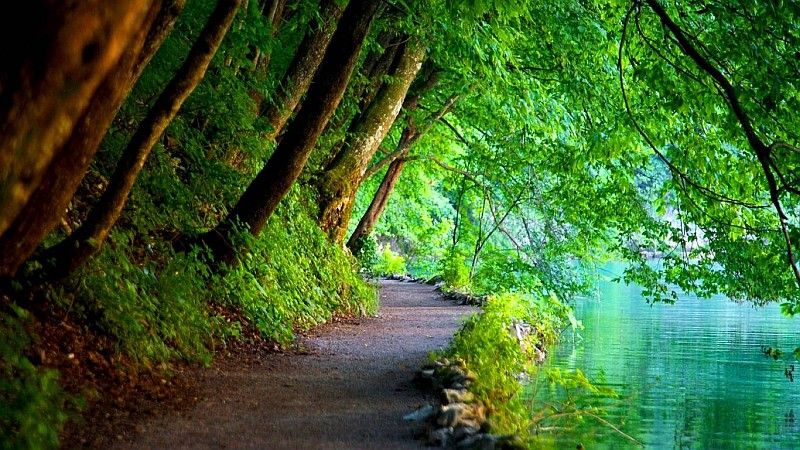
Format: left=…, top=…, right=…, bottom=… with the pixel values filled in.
left=116, top=280, right=476, bottom=450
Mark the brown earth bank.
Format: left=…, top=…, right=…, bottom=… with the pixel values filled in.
left=80, top=280, right=476, bottom=449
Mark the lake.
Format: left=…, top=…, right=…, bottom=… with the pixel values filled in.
left=545, top=263, right=800, bottom=449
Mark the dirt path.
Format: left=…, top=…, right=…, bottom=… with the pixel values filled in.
left=115, top=280, right=475, bottom=450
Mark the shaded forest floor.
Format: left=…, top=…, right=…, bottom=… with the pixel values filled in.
left=80, top=280, right=474, bottom=449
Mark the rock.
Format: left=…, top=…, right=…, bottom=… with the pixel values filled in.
left=441, top=388, right=475, bottom=405
left=455, top=433, right=498, bottom=449
left=442, top=366, right=468, bottom=386
left=533, top=345, right=547, bottom=364
left=437, top=403, right=485, bottom=428
left=495, top=435, right=527, bottom=450
left=464, top=369, right=477, bottom=383
left=403, top=404, right=436, bottom=422
left=420, top=369, right=435, bottom=378
left=428, top=426, right=454, bottom=446
left=425, top=275, right=443, bottom=285
left=510, top=320, right=532, bottom=343
left=452, top=425, right=480, bottom=442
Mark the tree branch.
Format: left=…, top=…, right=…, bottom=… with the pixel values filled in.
left=641, top=0, right=800, bottom=287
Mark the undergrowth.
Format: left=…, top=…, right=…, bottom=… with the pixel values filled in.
left=0, top=307, right=72, bottom=450
left=443, top=293, right=572, bottom=438
left=370, top=244, right=407, bottom=277
left=210, top=190, right=377, bottom=343
left=441, top=292, right=626, bottom=448
left=2, top=189, right=376, bottom=449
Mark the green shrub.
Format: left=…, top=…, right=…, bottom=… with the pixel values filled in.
left=472, top=252, right=542, bottom=295
left=56, top=233, right=213, bottom=365
left=0, top=306, right=73, bottom=450
left=371, top=244, right=407, bottom=276
left=444, top=292, right=573, bottom=437
left=439, top=249, right=470, bottom=291
left=209, top=190, right=377, bottom=344
left=352, top=235, right=378, bottom=273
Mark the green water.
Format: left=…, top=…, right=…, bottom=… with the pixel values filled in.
left=548, top=263, right=800, bottom=449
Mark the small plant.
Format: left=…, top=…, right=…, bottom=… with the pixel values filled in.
left=352, top=235, right=378, bottom=273
left=0, top=306, right=73, bottom=450
left=443, top=292, right=572, bottom=436
left=439, top=249, right=470, bottom=291
left=57, top=235, right=213, bottom=365
left=208, top=189, right=377, bottom=345
left=372, top=244, right=407, bottom=276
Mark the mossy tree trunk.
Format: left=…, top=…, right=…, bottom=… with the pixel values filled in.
left=347, top=90, right=460, bottom=254
left=0, top=0, right=186, bottom=279
left=0, top=1, right=150, bottom=255
left=318, top=33, right=401, bottom=170
left=36, top=0, right=242, bottom=279
left=200, top=0, right=381, bottom=264
left=261, top=0, right=345, bottom=140
left=316, top=38, right=425, bottom=242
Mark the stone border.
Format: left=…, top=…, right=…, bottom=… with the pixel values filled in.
left=404, top=358, right=525, bottom=449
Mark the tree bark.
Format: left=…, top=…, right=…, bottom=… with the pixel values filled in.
left=0, top=1, right=150, bottom=242
left=346, top=146, right=408, bottom=254
left=37, top=0, right=242, bottom=278
left=199, top=0, right=381, bottom=264
left=317, top=39, right=425, bottom=242
left=317, top=31, right=401, bottom=168
left=261, top=0, right=345, bottom=140
left=0, top=0, right=186, bottom=279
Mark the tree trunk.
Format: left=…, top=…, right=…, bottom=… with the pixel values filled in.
left=0, top=1, right=151, bottom=242
left=0, top=0, right=186, bottom=279
left=346, top=145, right=409, bottom=254
left=318, top=36, right=401, bottom=170
left=261, top=0, right=345, bottom=140
left=37, top=0, right=242, bottom=279
left=347, top=90, right=460, bottom=254
left=317, top=39, right=425, bottom=242
left=199, top=0, right=381, bottom=264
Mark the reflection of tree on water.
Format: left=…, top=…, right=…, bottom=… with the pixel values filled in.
left=785, top=409, right=795, bottom=427
left=547, top=263, right=800, bottom=449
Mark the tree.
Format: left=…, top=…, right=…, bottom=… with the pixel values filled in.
left=0, top=0, right=186, bottom=279
left=317, top=31, right=403, bottom=170
left=316, top=37, right=425, bottom=242
left=261, top=0, right=345, bottom=140
left=36, top=0, right=243, bottom=278
left=199, top=0, right=382, bottom=264
left=614, top=0, right=800, bottom=304
left=0, top=1, right=151, bottom=243
left=347, top=86, right=461, bottom=254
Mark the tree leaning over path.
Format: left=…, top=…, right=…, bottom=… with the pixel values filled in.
left=0, top=0, right=186, bottom=279
left=317, top=38, right=426, bottom=242
left=0, top=1, right=150, bottom=244
left=199, top=0, right=382, bottom=264
left=348, top=92, right=460, bottom=254
left=346, top=65, right=461, bottom=254
left=36, top=0, right=242, bottom=279
left=261, top=0, right=345, bottom=141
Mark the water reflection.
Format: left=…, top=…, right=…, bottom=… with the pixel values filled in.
left=546, top=263, right=800, bottom=449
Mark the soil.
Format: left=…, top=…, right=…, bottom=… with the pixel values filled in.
left=103, top=280, right=476, bottom=449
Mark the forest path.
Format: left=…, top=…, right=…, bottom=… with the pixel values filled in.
left=115, top=280, right=475, bottom=450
